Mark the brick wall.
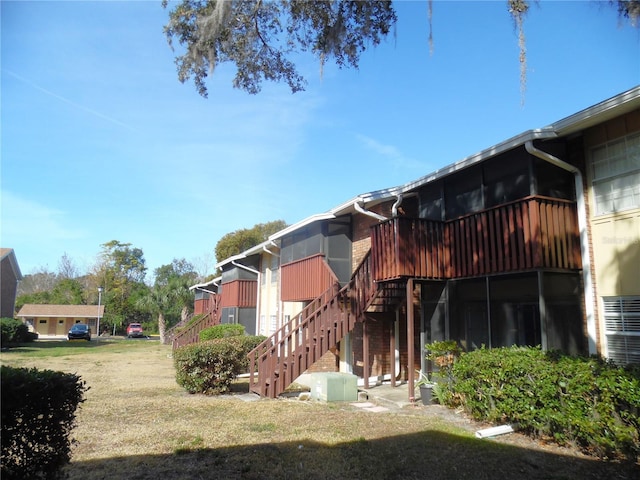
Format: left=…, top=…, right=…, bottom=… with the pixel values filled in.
left=351, top=201, right=396, bottom=271
left=306, top=348, right=339, bottom=373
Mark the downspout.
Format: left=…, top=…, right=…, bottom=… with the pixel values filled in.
left=524, top=140, right=597, bottom=355
left=231, top=261, right=261, bottom=334
left=391, top=194, right=404, bottom=217
left=354, top=201, right=388, bottom=221
left=261, top=244, right=280, bottom=335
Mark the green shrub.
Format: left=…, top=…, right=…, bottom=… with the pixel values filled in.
left=199, top=323, right=246, bottom=341
left=0, top=318, right=31, bottom=347
left=444, top=346, right=640, bottom=460
left=174, top=335, right=265, bottom=395
left=1, top=366, right=88, bottom=480
left=174, top=313, right=207, bottom=334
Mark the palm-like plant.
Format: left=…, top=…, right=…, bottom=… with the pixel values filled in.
left=136, top=284, right=173, bottom=344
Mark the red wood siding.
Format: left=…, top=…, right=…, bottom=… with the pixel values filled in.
left=371, top=196, right=581, bottom=282
left=194, top=295, right=220, bottom=316
left=220, top=280, right=257, bottom=308
left=194, top=298, right=207, bottom=315
left=281, top=254, right=337, bottom=302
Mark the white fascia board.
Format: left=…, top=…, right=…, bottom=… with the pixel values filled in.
left=551, top=86, right=640, bottom=136
left=398, top=129, right=556, bottom=194
left=330, top=187, right=404, bottom=217
left=215, top=239, right=279, bottom=271
left=268, top=213, right=336, bottom=242
left=215, top=252, right=249, bottom=270
left=189, top=276, right=222, bottom=291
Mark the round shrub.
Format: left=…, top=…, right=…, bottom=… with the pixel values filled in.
left=1, top=366, right=88, bottom=480
left=0, top=318, right=30, bottom=348
left=174, top=335, right=265, bottom=395
left=199, top=323, right=245, bottom=341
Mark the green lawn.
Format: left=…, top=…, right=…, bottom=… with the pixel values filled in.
left=2, top=340, right=637, bottom=480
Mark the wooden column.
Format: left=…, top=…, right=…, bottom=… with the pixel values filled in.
left=363, top=319, right=370, bottom=389
left=407, top=278, right=415, bottom=403
left=390, top=317, right=396, bottom=387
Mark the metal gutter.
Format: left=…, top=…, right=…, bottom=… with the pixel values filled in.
left=525, top=140, right=597, bottom=355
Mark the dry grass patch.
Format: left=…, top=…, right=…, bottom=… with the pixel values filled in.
left=2, top=340, right=637, bottom=480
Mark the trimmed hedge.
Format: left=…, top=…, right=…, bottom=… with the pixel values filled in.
left=0, top=318, right=36, bottom=348
left=174, top=335, right=265, bottom=395
left=199, top=323, right=245, bottom=341
left=1, top=366, right=88, bottom=480
left=444, top=347, right=640, bottom=460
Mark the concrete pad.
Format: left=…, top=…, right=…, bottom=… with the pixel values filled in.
left=351, top=402, right=376, bottom=408
left=237, top=393, right=261, bottom=402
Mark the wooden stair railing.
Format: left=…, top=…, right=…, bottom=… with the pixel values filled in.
left=172, top=295, right=221, bottom=350
left=248, top=250, right=379, bottom=398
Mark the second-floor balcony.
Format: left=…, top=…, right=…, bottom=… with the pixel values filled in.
left=370, top=195, right=581, bottom=282
left=280, top=254, right=338, bottom=302
left=220, top=279, right=258, bottom=308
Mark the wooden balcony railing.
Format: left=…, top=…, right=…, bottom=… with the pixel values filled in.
left=220, top=279, right=257, bottom=308
left=280, top=254, right=337, bottom=302
left=172, top=294, right=221, bottom=350
left=370, top=196, right=581, bottom=282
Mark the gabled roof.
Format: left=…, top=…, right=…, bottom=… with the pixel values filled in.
left=1, top=248, right=23, bottom=280
left=16, top=304, right=105, bottom=318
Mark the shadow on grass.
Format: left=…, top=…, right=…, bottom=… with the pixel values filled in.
left=63, top=430, right=639, bottom=480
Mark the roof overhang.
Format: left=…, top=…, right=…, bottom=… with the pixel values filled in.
left=189, top=276, right=222, bottom=291
left=551, top=85, right=640, bottom=137
left=211, top=86, right=640, bottom=272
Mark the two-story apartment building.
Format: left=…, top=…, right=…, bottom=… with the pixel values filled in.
left=180, top=87, right=640, bottom=399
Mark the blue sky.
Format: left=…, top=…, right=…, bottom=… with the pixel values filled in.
left=1, top=1, right=638, bottom=280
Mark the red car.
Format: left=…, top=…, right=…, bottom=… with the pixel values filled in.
left=126, top=323, right=144, bottom=338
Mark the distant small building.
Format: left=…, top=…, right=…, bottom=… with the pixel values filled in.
left=0, top=248, right=23, bottom=318
left=17, top=304, right=105, bottom=337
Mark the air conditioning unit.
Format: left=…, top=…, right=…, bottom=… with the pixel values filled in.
left=309, top=372, right=358, bottom=402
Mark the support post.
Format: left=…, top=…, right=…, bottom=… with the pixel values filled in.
left=390, top=318, right=396, bottom=387
left=363, top=319, right=370, bottom=389
left=407, top=278, right=415, bottom=403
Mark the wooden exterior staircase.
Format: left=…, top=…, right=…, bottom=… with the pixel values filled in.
left=248, top=251, right=380, bottom=398
left=172, top=294, right=221, bottom=350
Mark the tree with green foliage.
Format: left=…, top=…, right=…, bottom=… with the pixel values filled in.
left=154, top=259, right=198, bottom=328
left=93, top=241, right=148, bottom=334
left=153, top=258, right=198, bottom=286
left=49, top=279, right=85, bottom=305
left=164, top=0, right=639, bottom=97
left=215, top=220, right=287, bottom=264
left=136, top=283, right=175, bottom=344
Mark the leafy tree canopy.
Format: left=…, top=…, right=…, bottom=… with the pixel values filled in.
left=164, top=0, right=639, bottom=97
left=98, top=240, right=147, bottom=284
left=215, top=220, right=288, bottom=264
left=164, top=0, right=396, bottom=96
left=153, top=258, right=198, bottom=287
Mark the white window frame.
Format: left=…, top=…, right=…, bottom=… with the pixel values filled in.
left=603, top=296, right=640, bottom=365
left=590, top=132, right=640, bottom=216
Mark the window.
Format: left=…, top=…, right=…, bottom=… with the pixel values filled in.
left=591, top=133, right=640, bottom=215
left=603, top=296, right=640, bottom=365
